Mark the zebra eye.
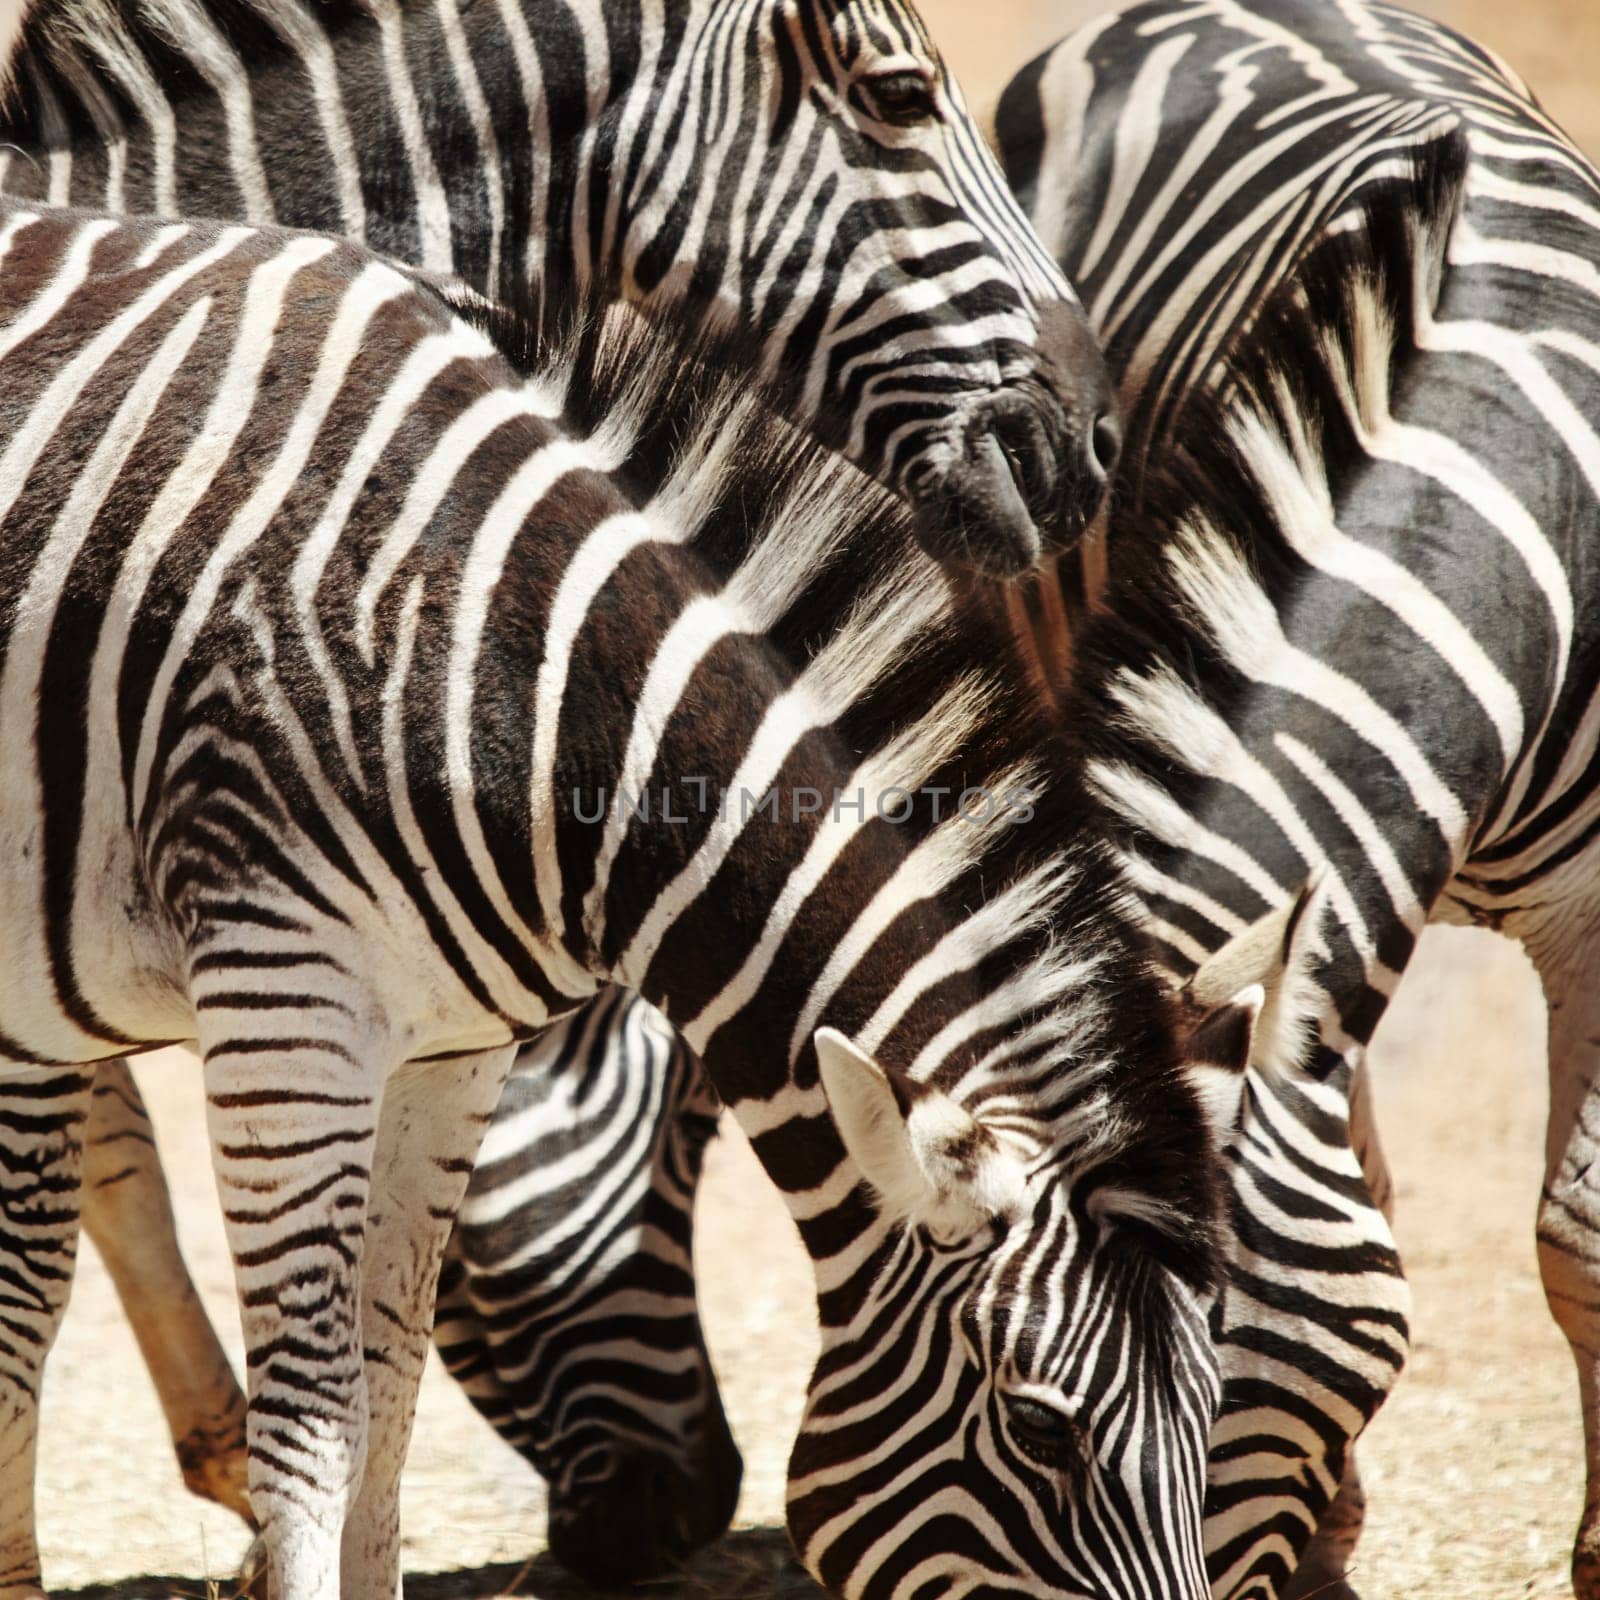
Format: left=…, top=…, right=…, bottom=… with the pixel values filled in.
left=1003, top=1395, right=1090, bottom=1475
left=862, top=70, right=939, bottom=127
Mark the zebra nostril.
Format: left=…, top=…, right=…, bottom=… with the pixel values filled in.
left=1090, top=410, right=1122, bottom=480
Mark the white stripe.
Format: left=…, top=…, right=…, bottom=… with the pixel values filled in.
left=254, top=0, right=367, bottom=239
left=615, top=579, right=947, bottom=983
left=529, top=512, right=680, bottom=936
left=132, top=245, right=390, bottom=814
left=490, top=0, right=551, bottom=286
left=290, top=331, right=469, bottom=786
left=0, top=215, right=118, bottom=367
left=1104, top=665, right=1381, bottom=965
left=352, top=376, right=564, bottom=662
left=379, top=577, right=558, bottom=1025
left=447, top=437, right=597, bottom=998
left=683, top=680, right=993, bottom=1066
left=147, top=0, right=276, bottom=222
left=80, top=13, right=180, bottom=215
left=1166, top=522, right=1471, bottom=841
left=1238, top=403, right=1524, bottom=768
left=1275, top=735, right=1423, bottom=927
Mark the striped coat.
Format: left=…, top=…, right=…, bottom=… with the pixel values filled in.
left=997, top=2, right=1600, bottom=1594
left=6, top=0, right=1117, bottom=570
left=0, top=0, right=1121, bottom=1568
left=0, top=201, right=1240, bottom=1600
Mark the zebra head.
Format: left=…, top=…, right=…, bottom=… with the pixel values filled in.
left=605, top=0, right=1118, bottom=576
left=786, top=1023, right=1231, bottom=1600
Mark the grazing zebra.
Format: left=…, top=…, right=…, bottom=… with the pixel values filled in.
left=0, top=199, right=1282, bottom=1600
left=429, top=988, right=737, bottom=1583
left=997, top=1, right=1600, bottom=1594
left=1, top=0, right=1121, bottom=1566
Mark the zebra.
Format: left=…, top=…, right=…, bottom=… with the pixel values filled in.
left=83, top=987, right=737, bottom=1586
left=0, top=0, right=1122, bottom=1568
left=27, top=5, right=1429, bottom=1587
left=429, top=988, right=737, bottom=1583
left=6, top=0, right=1118, bottom=572
left=995, top=1, right=1600, bottom=1594
left=0, top=197, right=1292, bottom=1600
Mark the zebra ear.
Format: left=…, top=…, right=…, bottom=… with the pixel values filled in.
left=1180, top=984, right=1265, bottom=1140
left=814, top=1028, right=1027, bottom=1239
left=1182, top=872, right=1330, bottom=1080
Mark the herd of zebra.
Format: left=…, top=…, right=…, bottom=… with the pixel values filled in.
left=0, top=1, right=1594, bottom=1598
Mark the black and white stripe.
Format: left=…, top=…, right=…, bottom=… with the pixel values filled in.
left=0, top=205, right=1238, bottom=1599
left=0, top=0, right=1124, bottom=1568
left=4, top=0, right=1119, bottom=572
left=430, top=987, right=738, bottom=1583
left=997, top=2, right=1600, bottom=1594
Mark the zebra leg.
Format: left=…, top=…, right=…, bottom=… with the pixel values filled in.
left=77, top=1060, right=252, bottom=1524
left=0, top=1065, right=95, bottom=1597
left=1280, top=1461, right=1365, bottom=1600
left=1532, top=950, right=1600, bottom=1600
left=1282, top=1053, right=1390, bottom=1600
left=338, top=1046, right=515, bottom=1600
left=433, top=993, right=741, bottom=1584
left=202, top=1028, right=389, bottom=1600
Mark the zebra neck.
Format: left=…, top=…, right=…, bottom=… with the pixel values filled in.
left=1077, top=162, right=1582, bottom=1066
left=566, top=710, right=1194, bottom=1302
left=2, top=0, right=633, bottom=301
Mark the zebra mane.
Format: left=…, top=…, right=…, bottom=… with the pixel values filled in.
left=444, top=279, right=1219, bottom=1283
left=1073, top=135, right=1467, bottom=1060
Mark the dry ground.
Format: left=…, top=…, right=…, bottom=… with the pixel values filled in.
left=30, top=5, right=1600, bottom=1599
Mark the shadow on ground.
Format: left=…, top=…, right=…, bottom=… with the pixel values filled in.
left=58, top=1528, right=824, bottom=1600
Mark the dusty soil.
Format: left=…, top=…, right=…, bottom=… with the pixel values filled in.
left=28, top=6, right=1599, bottom=1600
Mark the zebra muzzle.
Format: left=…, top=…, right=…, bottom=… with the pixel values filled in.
left=914, top=380, right=1118, bottom=579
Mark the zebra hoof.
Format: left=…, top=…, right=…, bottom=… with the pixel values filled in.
left=546, top=1407, right=742, bottom=1583
left=175, top=1422, right=254, bottom=1528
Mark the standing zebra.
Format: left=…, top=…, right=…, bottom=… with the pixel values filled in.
left=997, top=2, right=1600, bottom=1594
left=7, top=0, right=1117, bottom=570
left=1, top=0, right=1120, bottom=1568
left=25, top=5, right=1424, bottom=1587
left=0, top=199, right=1268, bottom=1600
